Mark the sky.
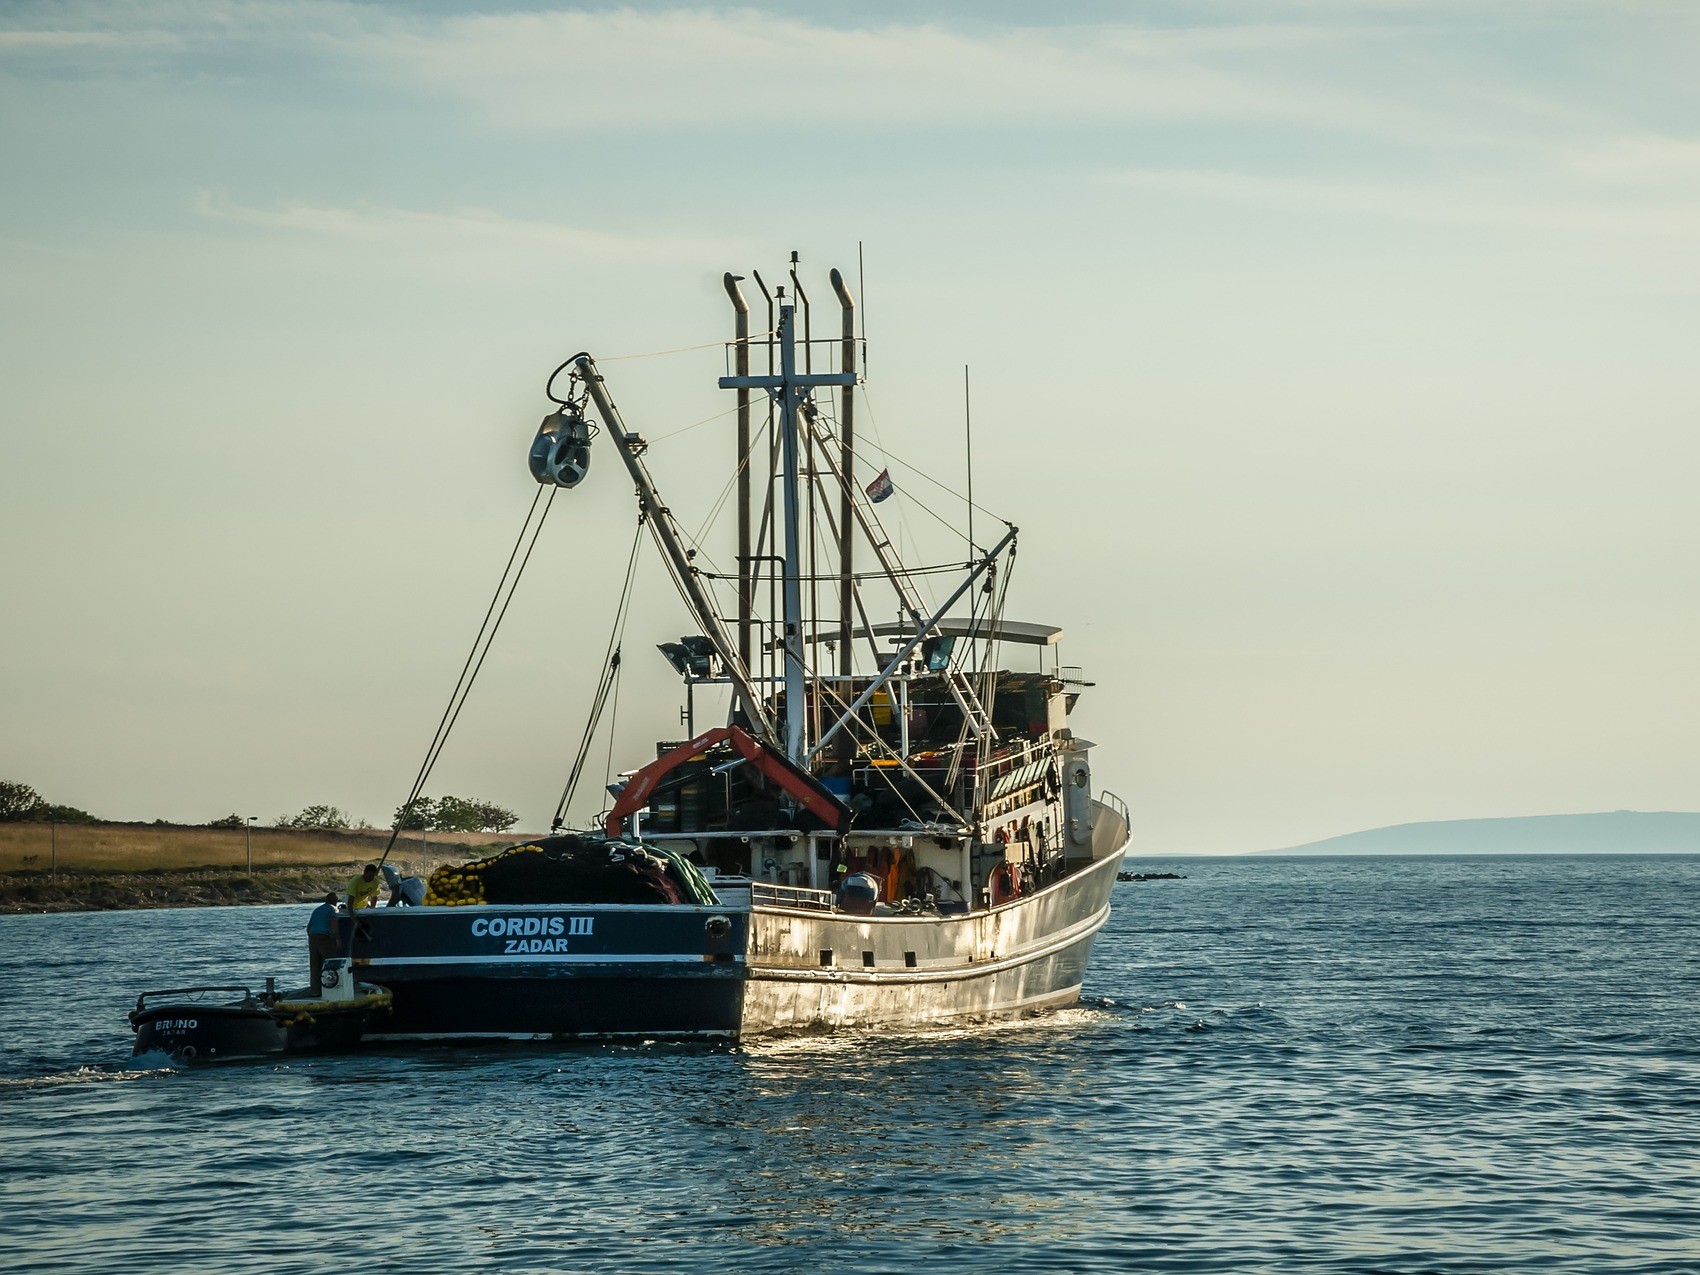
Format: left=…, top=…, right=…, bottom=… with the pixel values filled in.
left=1, top=1, right=1696, bottom=853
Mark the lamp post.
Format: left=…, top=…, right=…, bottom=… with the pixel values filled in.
left=245, top=816, right=258, bottom=873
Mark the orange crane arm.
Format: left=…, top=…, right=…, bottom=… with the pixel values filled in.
left=603, top=725, right=850, bottom=837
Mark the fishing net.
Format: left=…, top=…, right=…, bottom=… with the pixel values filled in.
left=423, top=835, right=719, bottom=907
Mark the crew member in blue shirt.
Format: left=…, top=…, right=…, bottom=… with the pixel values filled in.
left=381, top=863, right=426, bottom=907
left=306, top=891, right=341, bottom=994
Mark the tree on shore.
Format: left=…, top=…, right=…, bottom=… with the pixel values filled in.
left=393, top=798, right=436, bottom=831
left=477, top=801, right=518, bottom=834
left=0, top=782, right=42, bottom=821
left=434, top=795, right=519, bottom=833
left=39, top=804, right=97, bottom=823
left=275, top=805, right=351, bottom=830
left=393, top=795, right=517, bottom=833
left=0, top=782, right=96, bottom=823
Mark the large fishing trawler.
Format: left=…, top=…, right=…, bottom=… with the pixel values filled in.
left=351, top=260, right=1130, bottom=1039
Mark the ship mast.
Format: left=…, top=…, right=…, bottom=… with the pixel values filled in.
left=719, top=295, right=855, bottom=762
left=829, top=268, right=856, bottom=682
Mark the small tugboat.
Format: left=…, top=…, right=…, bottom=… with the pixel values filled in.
left=129, top=960, right=391, bottom=1063
left=352, top=257, right=1132, bottom=1041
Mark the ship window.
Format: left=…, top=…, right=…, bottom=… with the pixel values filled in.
left=862, top=951, right=876, bottom=968
left=819, top=949, right=833, bottom=967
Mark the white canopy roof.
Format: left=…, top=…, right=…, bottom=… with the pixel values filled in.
left=863, top=618, right=1062, bottom=647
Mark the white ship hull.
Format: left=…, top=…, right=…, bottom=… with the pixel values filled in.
left=743, top=846, right=1125, bottom=1032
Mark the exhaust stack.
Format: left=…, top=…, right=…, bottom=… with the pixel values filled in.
left=723, top=273, right=753, bottom=673
left=829, top=268, right=857, bottom=679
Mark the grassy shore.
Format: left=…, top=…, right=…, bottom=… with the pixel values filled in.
left=0, top=822, right=522, bottom=914
left=0, top=821, right=511, bottom=873
left=1, top=864, right=369, bottom=913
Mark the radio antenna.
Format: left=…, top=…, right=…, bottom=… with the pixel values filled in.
left=858, top=240, right=867, bottom=377
left=964, top=364, right=974, bottom=554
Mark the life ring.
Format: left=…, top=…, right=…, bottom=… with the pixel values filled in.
left=988, top=863, right=1019, bottom=906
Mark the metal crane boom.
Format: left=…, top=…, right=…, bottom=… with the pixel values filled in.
left=573, top=354, right=779, bottom=744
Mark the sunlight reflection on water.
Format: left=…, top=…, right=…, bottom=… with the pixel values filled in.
left=2, top=855, right=1698, bottom=1273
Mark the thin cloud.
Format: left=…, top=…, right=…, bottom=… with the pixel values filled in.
left=348, top=8, right=1462, bottom=147
left=0, top=0, right=354, bottom=56
left=0, top=1, right=1475, bottom=149
left=191, top=190, right=756, bottom=262
left=0, top=1, right=1631, bottom=157
left=1564, top=135, right=1700, bottom=188
left=0, top=29, right=180, bottom=51
left=1102, top=165, right=1700, bottom=241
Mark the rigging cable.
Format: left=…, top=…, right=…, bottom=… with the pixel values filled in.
left=942, top=555, right=990, bottom=799
left=551, top=515, right=646, bottom=831
left=810, top=675, right=964, bottom=826
left=646, top=401, right=744, bottom=446
left=810, top=416, right=981, bottom=574
left=690, top=418, right=765, bottom=550
left=838, top=388, right=933, bottom=612
left=969, top=549, right=1016, bottom=820
left=600, top=639, right=626, bottom=811
left=379, top=485, right=557, bottom=866
left=853, top=386, right=1007, bottom=528
left=546, top=338, right=778, bottom=403
left=600, top=331, right=774, bottom=363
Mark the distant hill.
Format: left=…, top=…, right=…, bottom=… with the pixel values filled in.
left=1262, top=811, right=1700, bottom=856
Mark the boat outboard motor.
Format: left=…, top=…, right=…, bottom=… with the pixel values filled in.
left=320, top=957, right=356, bottom=1003
left=529, top=408, right=593, bottom=488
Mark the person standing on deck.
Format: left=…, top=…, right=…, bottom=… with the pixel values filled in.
left=305, top=891, right=340, bottom=994
left=346, top=863, right=383, bottom=911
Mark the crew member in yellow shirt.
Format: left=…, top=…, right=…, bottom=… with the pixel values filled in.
left=346, top=863, right=384, bottom=910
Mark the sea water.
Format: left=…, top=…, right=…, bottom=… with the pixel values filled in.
left=2, top=854, right=1697, bottom=1274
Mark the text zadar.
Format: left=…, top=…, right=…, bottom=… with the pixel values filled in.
left=471, top=915, right=594, bottom=953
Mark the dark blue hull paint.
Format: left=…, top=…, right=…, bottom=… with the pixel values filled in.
left=352, top=905, right=747, bottom=1039
left=130, top=1002, right=379, bottom=1062
left=371, top=967, right=744, bottom=1038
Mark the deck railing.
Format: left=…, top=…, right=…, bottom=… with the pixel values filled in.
left=750, top=882, right=835, bottom=912
left=1095, top=789, right=1131, bottom=826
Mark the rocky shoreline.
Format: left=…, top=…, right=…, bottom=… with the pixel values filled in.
left=0, top=864, right=367, bottom=914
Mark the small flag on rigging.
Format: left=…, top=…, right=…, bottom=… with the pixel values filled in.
left=865, top=468, right=894, bottom=503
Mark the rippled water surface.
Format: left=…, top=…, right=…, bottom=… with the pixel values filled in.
left=4, top=854, right=1699, bottom=1273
